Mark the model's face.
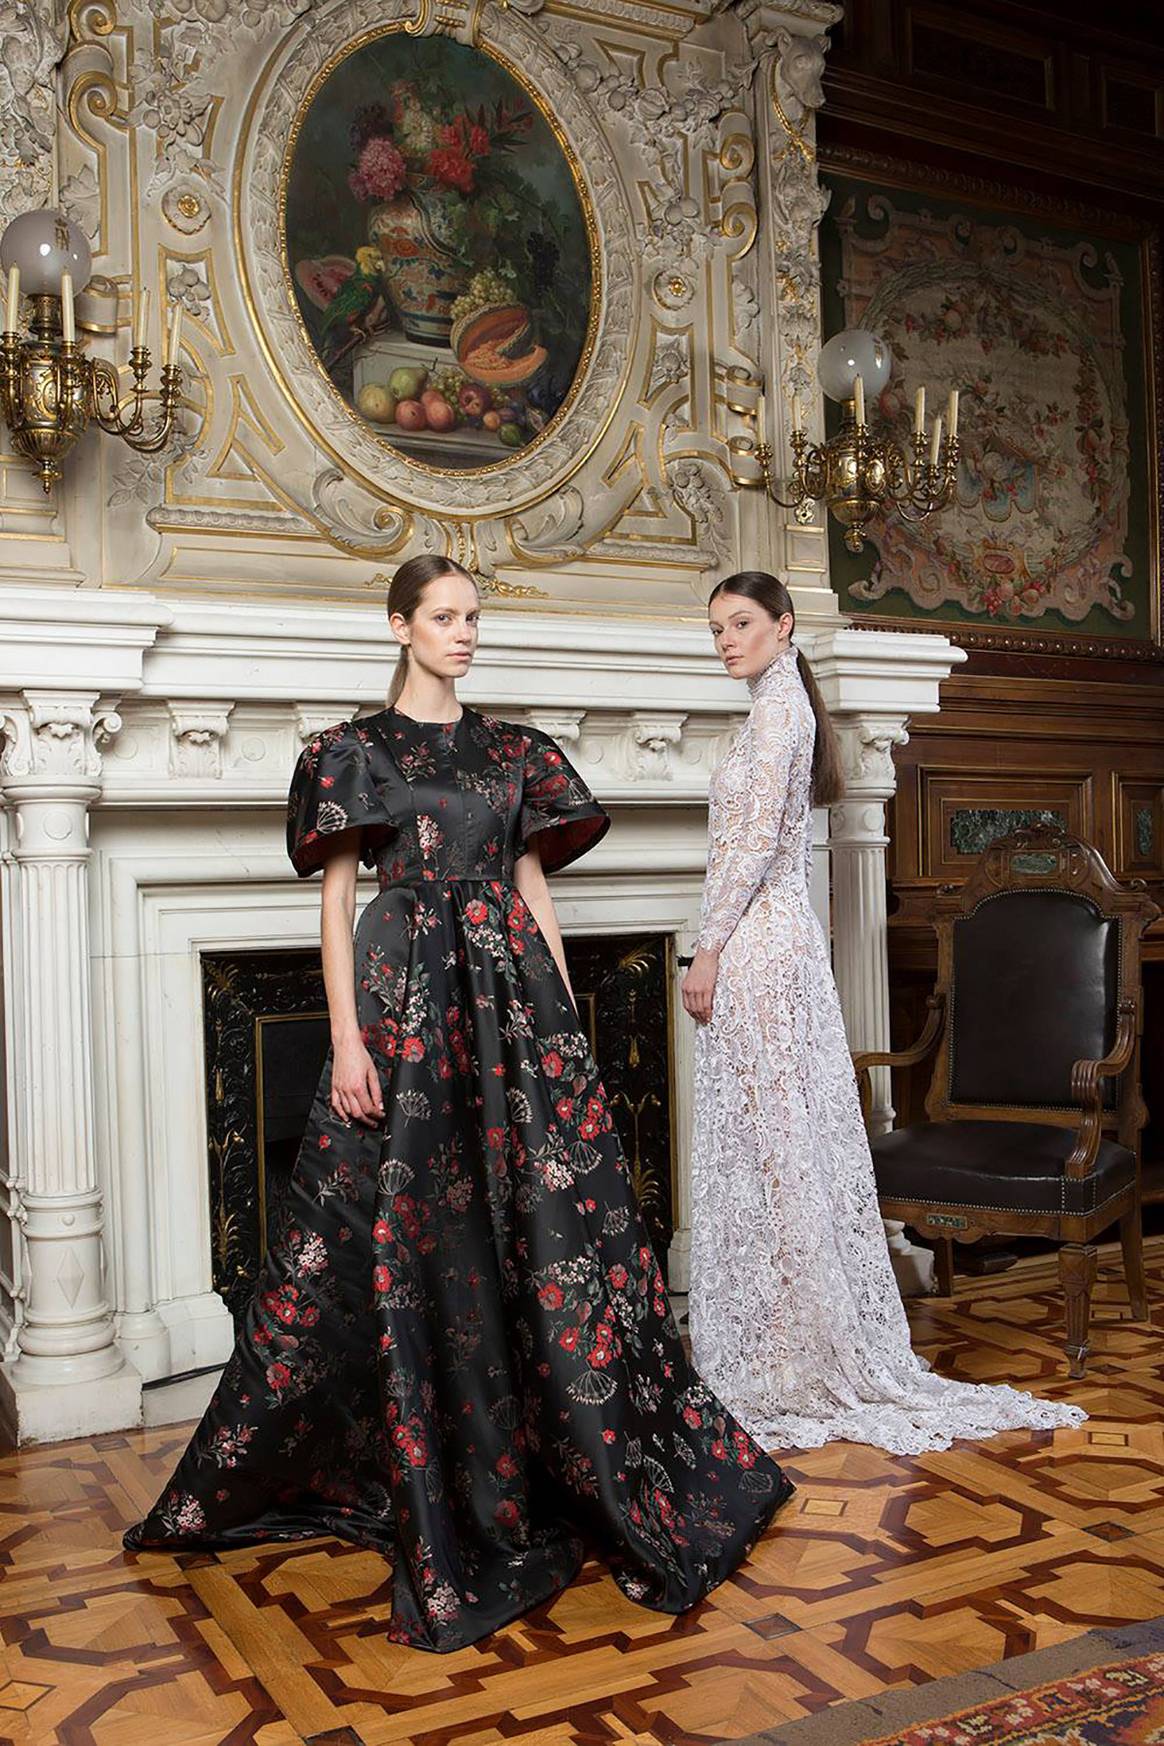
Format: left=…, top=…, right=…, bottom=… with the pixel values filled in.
left=391, top=575, right=480, bottom=679
left=708, top=591, right=793, bottom=680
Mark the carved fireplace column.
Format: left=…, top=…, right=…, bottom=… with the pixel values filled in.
left=0, top=692, right=142, bottom=1440
left=829, top=714, right=935, bottom=1297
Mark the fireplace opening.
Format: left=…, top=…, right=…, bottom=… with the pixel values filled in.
left=202, top=935, right=676, bottom=1321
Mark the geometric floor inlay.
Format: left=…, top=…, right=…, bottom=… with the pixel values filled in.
left=2, top=1238, right=1163, bottom=1745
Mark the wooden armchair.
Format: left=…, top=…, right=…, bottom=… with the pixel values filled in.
left=855, top=825, right=1159, bottom=1377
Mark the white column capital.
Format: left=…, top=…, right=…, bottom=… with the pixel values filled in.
left=0, top=691, right=122, bottom=788
left=831, top=716, right=911, bottom=805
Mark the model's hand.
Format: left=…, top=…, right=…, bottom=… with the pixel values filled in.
left=682, top=947, right=720, bottom=1026
left=330, top=1037, right=385, bottom=1125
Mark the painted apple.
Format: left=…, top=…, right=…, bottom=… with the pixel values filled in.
left=395, top=399, right=428, bottom=431
left=425, top=395, right=457, bottom=433
left=458, top=383, right=492, bottom=418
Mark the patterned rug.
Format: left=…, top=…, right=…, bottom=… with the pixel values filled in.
left=740, top=1621, right=1164, bottom=1746
left=866, top=1649, right=1164, bottom=1744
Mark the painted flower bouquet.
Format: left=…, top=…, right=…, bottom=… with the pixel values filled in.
left=348, top=80, right=533, bottom=206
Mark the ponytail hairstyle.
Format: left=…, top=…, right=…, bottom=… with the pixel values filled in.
left=708, top=570, right=846, bottom=808
left=385, top=554, right=480, bottom=706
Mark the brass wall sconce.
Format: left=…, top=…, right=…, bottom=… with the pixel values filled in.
left=0, top=209, right=184, bottom=492
left=727, top=329, right=960, bottom=553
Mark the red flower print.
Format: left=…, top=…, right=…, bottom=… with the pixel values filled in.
left=465, top=899, right=487, bottom=923
left=372, top=1219, right=390, bottom=1243
left=319, top=774, right=335, bottom=788
left=682, top=1405, right=702, bottom=1429
left=555, top=1096, right=574, bottom=1122
left=486, top=1126, right=505, bottom=1152
left=538, top=1282, right=564, bottom=1309
left=373, top=1264, right=392, bottom=1293
left=496, top=1452, right=518, bottom=1478
left=494, top=1498, right=519, bottom=1528
left=402, top=1036, right=425, bottom=1063
left=602, top=1428, right=616, bottom=1445
left=542, top=1051, right=564, bottom=1078
left=559, top=1326, right=580, bottom=1352
left=266, top=1361, right=291, bottom=1391
left=711, top=1438, right=727, bottom=1460
left=608, top=1263, right=628, bottom=1290
left=318, top=1135, right=331, bottom=1150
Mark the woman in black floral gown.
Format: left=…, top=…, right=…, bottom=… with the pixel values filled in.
left=126, top=556, right=792, bottom=1651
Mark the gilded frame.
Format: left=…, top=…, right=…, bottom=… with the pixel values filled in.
left=236, top=0, right=635, bottom=520
left=280, top=24, right=600, bottom=483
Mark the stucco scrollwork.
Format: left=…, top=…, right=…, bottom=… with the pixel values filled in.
left=0, top=0, right=68, bottom=221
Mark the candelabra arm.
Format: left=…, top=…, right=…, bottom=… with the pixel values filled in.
left=760, top=430, right=822, bottom=510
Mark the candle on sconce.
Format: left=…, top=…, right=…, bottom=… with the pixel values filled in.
left=929, top=414, right=943, bottom=466
left=133, top=286, right=150, bottom=352
left=914, top=386, right=926, bottom=435
left=946, top=388, right=959, bottom=440
left=4, top=265, right=18, bottom=333
left=853, top=372, right=865, bottom=425
left=60, top=271, right=75, bottom=344
left=791, top=394, right=802, bottom=435
left=165, top=301, right=182, bottom=367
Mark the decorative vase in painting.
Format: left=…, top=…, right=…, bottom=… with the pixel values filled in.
left=368, top=179, right=471, bottom=346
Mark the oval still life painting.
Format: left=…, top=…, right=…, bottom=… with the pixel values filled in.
left=285, top=31, right=595, bottom=471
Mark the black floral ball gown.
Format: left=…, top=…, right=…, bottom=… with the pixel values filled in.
left=125, top=706, right=793, bottom=1651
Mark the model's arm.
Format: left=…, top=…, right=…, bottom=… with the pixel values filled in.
left=515, top=840, right=576, bottom=1005
left=683, top=697, right=794, bottom=1025
left=320, top=838, right=383, bottom=1124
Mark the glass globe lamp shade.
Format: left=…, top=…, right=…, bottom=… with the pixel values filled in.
left=817, top=328, right=892, bottom=402
left=0, top=209, right=92, bottom=297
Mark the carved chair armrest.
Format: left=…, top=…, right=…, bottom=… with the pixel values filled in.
left=1065, top=997, right=1138, bottom=1178
left=852, top=994, right=945, bottom=1127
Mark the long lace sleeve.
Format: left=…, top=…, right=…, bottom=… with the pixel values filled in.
left=697, top=696, right=794, bottom=953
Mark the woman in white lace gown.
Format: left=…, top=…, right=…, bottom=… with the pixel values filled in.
left=682, top=571, right=1085, bottom=1454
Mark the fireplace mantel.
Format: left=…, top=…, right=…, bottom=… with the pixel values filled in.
left=0, top=584, right=962, bottom=1442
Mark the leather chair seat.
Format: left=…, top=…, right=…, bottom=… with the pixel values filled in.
left=871, top=1120, right=1135, bottom=1218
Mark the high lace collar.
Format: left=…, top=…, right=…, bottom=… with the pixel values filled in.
left=747, top=645, right=798, bottom=701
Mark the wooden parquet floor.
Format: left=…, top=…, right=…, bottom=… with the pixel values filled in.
left=3, top=1242, right=1164, bottom=1746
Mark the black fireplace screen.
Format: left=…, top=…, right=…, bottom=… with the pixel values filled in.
left=202, top=935, right=675, bottom=1321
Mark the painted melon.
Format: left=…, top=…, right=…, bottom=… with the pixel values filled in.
left=452, top=302, right=548, bottom=388
left=295, top=254, right=356, bottom=309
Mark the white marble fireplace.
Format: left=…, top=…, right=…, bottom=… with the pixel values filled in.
left=0, top=586, right=960, bottom=1442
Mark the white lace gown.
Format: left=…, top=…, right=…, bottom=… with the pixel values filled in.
left=688, top=648, right=1086, bottom=1454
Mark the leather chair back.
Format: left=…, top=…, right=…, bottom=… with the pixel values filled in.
left=950, top=890, right=1118, bottom=1109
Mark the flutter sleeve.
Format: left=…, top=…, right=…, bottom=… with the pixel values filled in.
left=696, top=696, right=794, bottom=952
left=517, top=726, right=610, bottom=875
left=286, top=721, right=396, bottom=877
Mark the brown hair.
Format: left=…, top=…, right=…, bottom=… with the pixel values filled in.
left=708, top=570, right=845, bottom=807
left=385, top=554, right=480, bottom=705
